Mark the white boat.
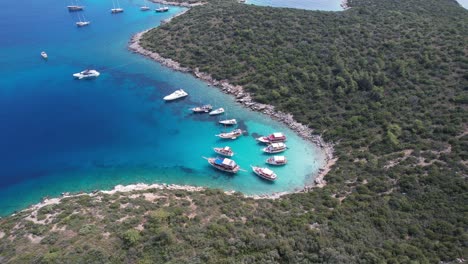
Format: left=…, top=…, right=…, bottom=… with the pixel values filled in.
left=216, top=129, right=243, bottom=139
left=266, top=156, right=287, bottom=166
left=40, top=51, right=48, bottom=59
left=251, top=166, right=277, bottom=181
left=191, top=104, right=212, bottom=113
left=73, top=69, right=100, bottom=79
left=219, top=119, right=237, bottom=126
left=262, top=142, right=287, bottom=154
left=209, top=108, right=224, bottom=115
left=214, top=146, right=234, bottom=157
left=204, top=157, right=240, bottom=173
left=111, top=0, right=124, bottom=13
left=76, top=14, right=90, bottom=27
left=155, top=5, right=169, bottom=12
left=140, top=5, right=150, bottom=11
left=163, top=89, right=188, bottom=101
left=257, top=132, right=287, bottom=144
left=68, top=0, right=84, bottom=11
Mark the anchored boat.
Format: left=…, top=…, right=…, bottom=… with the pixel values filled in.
left=266, top=155, right=287, bottom=166
left=111, top=0, right=124, bottom=13
left=73, top=69, right=100, bottom=79
left=204, top=157, right=240, bottom=173
left=155, top=4, right=169, bottom=12
left=216, top=129, right=243, bottom=139
left=251, top=165, right=277, bottom=181
left=214, top=146, right=234, bottom=157
left=257, top=132, right=286, bottom=144
left=40, top=51, right=48, bottom=59
left=219, top=119, right=237, bottom=126
left=191, top=104, right=212, bottom=113
left=209, top=108, right=224, bottom=115
left=163, top=89, right=188, bottom=101
left=262, top=142, right=287, bottom=154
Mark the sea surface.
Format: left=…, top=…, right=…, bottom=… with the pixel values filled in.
left=0, top=0, right=334, bottom=217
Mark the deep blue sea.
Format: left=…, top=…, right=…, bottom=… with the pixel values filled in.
left=0, top=0, right=343, bottom=216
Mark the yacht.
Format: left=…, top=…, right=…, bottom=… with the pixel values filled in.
left=163, top=89, right=188, bottom=101
left=40, top=51, right=48, bottom=59
left=219, top=119, right=237, bottom=126
left=209, top=108, right=225, bottom=115
left=67, top=5, right=84, bottom=11
left=251, top=166, right=277, bottom=181
left=216, top=129, right=243, bottom=140
left=73, top=69, right=100, bottom=79
left=76, top=21, right=91, bottom=27
left=155, top=6, right=169, bottom=12
left=191, top=104, right=212, bottom=113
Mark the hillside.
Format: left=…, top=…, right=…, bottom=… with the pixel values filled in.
left=1, top=0, right=467, bottom=262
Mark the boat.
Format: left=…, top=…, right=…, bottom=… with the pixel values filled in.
left=219, top=119, right=237, bottom=126
left=40, top=51, right=48, bottom=59
left=73, top=69, right=100, bottom=79
left=204, top=157, right=240, bottom=173
left=266, top=155, right=287, bottom=166
left=163, top=89, right=188, bottom=101
left=216, top=128, right=243, bottom=139
left=262, top=142, right=287, bottom=154
left=111, top=0, right=124, bottom=13
left=191, top=104, right=212, bottom=113
left=140, top=0, right=150, bottom=11
left=155, top=4, right=169, bottom=12
left=213, top=146, right=234, bottom=157
left=209, top=108, right=224, bottom=115
left=67, top=0, right=84, bottom=11
left=76, top=14, right=90, bottom=27
left=257, top=132, right=286, bottom=144
left=251, top=166, right=277, bottom=181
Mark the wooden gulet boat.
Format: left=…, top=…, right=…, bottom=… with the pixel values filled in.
left=262, top=142, right=287, bottom=153
left=216, top=129, right=243, bottom=139
left=203, top=157, right=241, bottom=173
left=214, top=146, right=234, bottom=157
left=257, top=132, right=287, bottom=144
left=251, top=165, right=277, bottom=181
left=266, top=155, right=287, bottom=166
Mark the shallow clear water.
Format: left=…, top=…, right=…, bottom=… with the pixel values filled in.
left=0, top=0, right=327, bottom=216
left=246, top=0, right=344, bottom=11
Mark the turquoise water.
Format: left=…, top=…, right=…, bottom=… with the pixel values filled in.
left=246, top=0, right=344, bottom=11
left=0, top=0, right=326, bottom=216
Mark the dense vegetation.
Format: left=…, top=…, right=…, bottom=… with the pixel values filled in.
left=1, top=0, right=467, bottom=262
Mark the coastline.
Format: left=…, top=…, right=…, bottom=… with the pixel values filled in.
left=128, top=27, right=336, bottom=188
left=11, top=2, right=337, bottom=219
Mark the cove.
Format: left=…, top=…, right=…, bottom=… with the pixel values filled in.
left=0, top=0, right=326, bottom=216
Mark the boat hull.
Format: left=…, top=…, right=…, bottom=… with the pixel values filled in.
left=252, top=167, right=277, bottom=181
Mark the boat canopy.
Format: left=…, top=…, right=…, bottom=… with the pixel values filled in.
left=263, top=168, right=274, bottom=175
left=215, top=157, right=236, bottom=167
left=271, top=143, right=285, bottom=148
left=272, top=132, right=284, bottom=138
left=224, top=146, right=231, bottom=151
left=273, top=156, right=285, bottom=162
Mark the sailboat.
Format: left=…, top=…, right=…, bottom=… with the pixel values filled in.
left=140, top=0, right=150, bottom=11
left=111, top=0, right=124, bottom=13
left=67, top=0, right=84, bottom=11
left=76, top=13, right=90, bottom=27
left=155, top=3, right=169, bottom=12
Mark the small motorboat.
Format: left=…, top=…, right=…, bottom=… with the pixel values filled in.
left=216, top=129, right=243, bottom=139
left=155, top=6, right=169, bottom=12
left=214, top=146, right=234, bottom=157
left=209, top=108, right=225, bottom=115
left=73, top=69, right=100, bottom=79
left=40, top=51, right=48, bottom=59
left=67, top=5, right=84, bottom=11
left=251, top=166, right=277, bottom=181
left=257, top=132, right=287, bottom=144
left=262, top=142, right=287, bottom=154
left=76, top=21, right=90, bottom=27
left=204, top=157, right=240, bottom=173
left=191, top=104, right=212, bottom=113
left=111, top=7, right=124, bottom=13
left=163, top=89, right=188, bottom=101
left=140, top=6, right=150, bottom=11
left=266, top=155, right=287, bottom=166
left=219, top=119, right=237, bottom=126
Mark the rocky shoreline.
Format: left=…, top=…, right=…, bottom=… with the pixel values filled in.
left=128, top=25, right=335, bottom=189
